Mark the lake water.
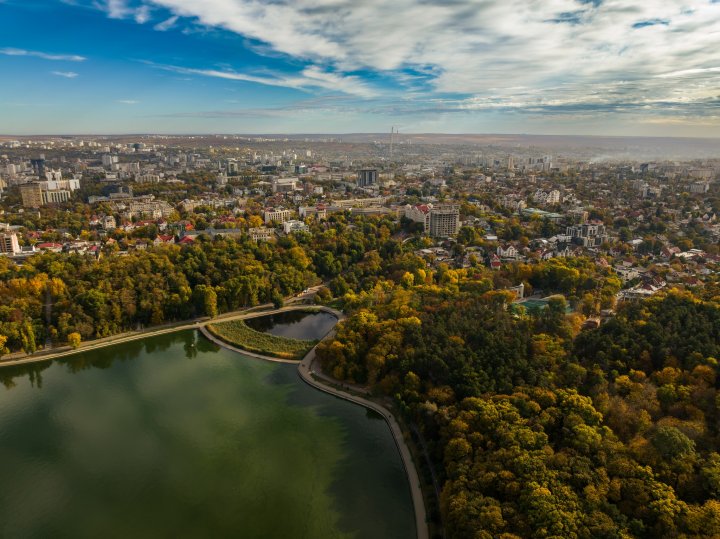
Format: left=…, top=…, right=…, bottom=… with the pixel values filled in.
left=0, top=331, right=415, bottom=539
left=244, top=310, right=338, bottom=340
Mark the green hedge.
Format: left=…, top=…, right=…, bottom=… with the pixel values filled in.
left=207, top=320, right=317, bottom=360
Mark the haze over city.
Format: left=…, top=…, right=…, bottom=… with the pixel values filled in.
left=2, top=0, right=720, bottom=136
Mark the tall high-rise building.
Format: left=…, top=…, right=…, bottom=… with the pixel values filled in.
left=428, top=204, right=461, bottom=237
left=404, top=203, right=460, bottom=237
left=0, top=232, right=20, bottom=255
left=20, top=181, right=76, bottom=207
left=102, top=154, right=118, bottom=167
left=20, top=183, right=44, bottom=208
left=357, top=169, right=378, bottom=187
left=31, top=157, right=46, bottom=179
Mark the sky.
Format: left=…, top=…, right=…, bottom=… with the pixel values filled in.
left=1, top=0, right=720, bottom=136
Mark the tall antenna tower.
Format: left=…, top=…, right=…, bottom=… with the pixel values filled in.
left=390, top=126, right=400, bottom=159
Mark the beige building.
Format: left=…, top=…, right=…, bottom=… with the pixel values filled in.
left=248, top=227, right=276, bottom=242
left=428, top=204, right=461, bottom=237
left=404, top=203, right=460, bottom=237
left=20, top=182, right=73, bottom=207
left=0, top=232, right=20, bottom=255
left=264, top=208, right=292, bottom=224
left=20, top=183, right=44, bottom=208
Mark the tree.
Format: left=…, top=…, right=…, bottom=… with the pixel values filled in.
left=315, top=287, right=332, bottom=303
left=401, top=271, right=415, bottom=288
left=652, top=426, right=695, bottom=459
left=67, top=332, right=81, bottom=349
left=0, top=335, right=8, bottom=357
left=271, top=290, right=284, bottom=309
left=194, top=285, right=218, bottom=318
left=248, top=215, right=263, bottom=228
left=21, top=322, right=36, bottom=354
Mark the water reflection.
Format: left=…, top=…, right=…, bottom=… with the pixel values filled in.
left=0, top=330, right=415, bottom=539
left=244, top=310, right=337, bottom=340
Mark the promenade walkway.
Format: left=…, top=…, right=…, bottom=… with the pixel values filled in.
left=0, top=298, right=311, bottom=368
left=297, top=339, right=429, bottom=539
left=0, top=301, right=430, bottom=539
left=202, top=306, right=429, bottom=539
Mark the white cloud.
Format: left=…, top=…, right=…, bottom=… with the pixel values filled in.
left=153, top=15, right=178, bottom=31
left=134, top=4, right=152, bottom=23
left=102, top=0, right=133, bottom=19
left=0, top=47, right=86, bottom=62
left=117, top=99, right=139, bottom=104
left=51, top=71, right=79, bottom=78
left=656, top=67, right=720, bottom=79
left=86, top=0, right=720, bottom=118
left=148, top=61, right=377, bottom=98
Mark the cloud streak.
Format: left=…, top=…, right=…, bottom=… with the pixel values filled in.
left=51, top=71, right=79, bottom=78
left=0, top=47, right=86, bottom=61
left=147, top=61, right=377, bottom=98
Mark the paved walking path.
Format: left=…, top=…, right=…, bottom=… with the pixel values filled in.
left=199, top=325, right=299, bottom=364
left=0, top=300, right=430, bottom=539
left=0, top=300, right=309, bottom=368
left=205, top=306, right=430, bottom=539
left=298, top=343, right=429, bottom=539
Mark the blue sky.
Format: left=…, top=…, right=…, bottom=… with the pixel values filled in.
left=1, top=0, right=720, bottom=136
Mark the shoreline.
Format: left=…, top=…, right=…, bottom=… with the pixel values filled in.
left=0, top=302, right=313, bottom=369
left=198, top=325, right=301, bottom=364
left=202, top=309, right=430, bottom=539
left=296, top=347, right=430, bottom=539
left=0, top=304, right=430, bottom=539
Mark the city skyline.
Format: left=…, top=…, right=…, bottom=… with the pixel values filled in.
left=2, top=0, right=720, bottom=136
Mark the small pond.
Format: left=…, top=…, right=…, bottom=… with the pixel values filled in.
left=244, top=310, right=338, bottom=340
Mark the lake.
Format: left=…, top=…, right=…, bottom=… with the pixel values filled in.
left=244, top=310, right=338, bottom=340
left=0, top=331, right=415, bottom=539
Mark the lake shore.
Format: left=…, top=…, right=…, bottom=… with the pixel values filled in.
left=0, top=303, right=429, bottom=539
left=203, top=306, right=430, bottom=539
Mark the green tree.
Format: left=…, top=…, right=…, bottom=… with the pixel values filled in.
left=652, top=425, right=696, bottom=459
left=194, top=285, right=218, bottom=318
left=271, top=290, right=284, bottom=309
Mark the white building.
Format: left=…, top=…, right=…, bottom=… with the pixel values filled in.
left=0, top=232, right=20, bottom=255
left=497, top=244, right=519, bottom=260
left=689, top=182, right=710, bottom=194
left=533, top=189, right=561, bottom=206
left=283, top=220, right=310, bottom=234
left=264, top=208, right=292, bottom=224
left=271, top=177, right=298, bottom=193
left=102, top=154, right=118, bottom=167
left=248, top=227, right=276, bottom=242
left=135, top=174, right=162, bottom=183
left=566, top=222, right=607, bottom=248
left=41, top=178, right=80, bottom=192
left=102, top=215, right=117, bottom=230
left=299, top=206, right=328, bottom=220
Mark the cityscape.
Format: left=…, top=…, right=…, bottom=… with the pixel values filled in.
left=2, top=1, right=720, bottom=539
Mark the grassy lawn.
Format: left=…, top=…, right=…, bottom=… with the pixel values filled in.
left=207, top=320, right=317, bottom=361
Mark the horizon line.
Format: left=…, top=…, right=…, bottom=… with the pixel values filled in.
left=1, top=132, right=720, bottom=141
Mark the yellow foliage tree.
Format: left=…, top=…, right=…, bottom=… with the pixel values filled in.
left=67, top=332, right=82, bottom=349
